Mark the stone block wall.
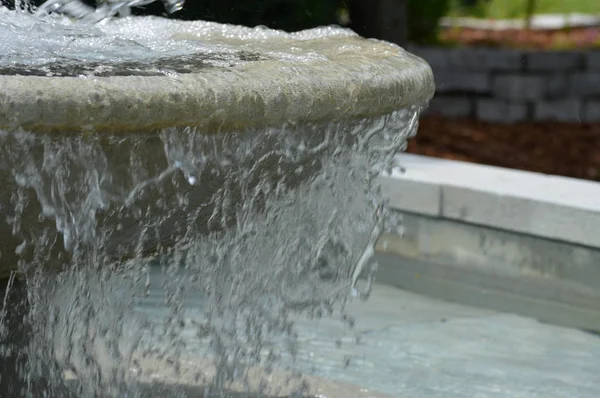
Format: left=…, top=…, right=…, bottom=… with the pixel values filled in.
left=408, top=45, right=600, bottom=123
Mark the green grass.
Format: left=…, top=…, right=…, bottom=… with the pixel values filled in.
left=448, top=0, right=600, bottom=20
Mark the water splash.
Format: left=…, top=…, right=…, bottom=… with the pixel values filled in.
left=0, top=107, right=419, bottom=396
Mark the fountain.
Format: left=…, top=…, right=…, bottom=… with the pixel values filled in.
left=0, top=2, right=434, bottom=397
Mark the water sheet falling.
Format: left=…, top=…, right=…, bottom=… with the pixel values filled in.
left=0, top=107, right=420, bottom=396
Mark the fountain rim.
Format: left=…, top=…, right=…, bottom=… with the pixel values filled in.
left=0, top=36, right=434, bottom=134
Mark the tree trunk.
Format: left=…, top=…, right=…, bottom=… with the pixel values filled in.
left=525, top=0, right=536, bottom=30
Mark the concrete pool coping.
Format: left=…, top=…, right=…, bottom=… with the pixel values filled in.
left=377, top=153, right=600, bottom=331
left=380, top=153, right=600, bottom=250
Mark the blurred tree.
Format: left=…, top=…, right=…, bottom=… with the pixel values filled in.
left=525, top=0, right=537, bottom=29
left=406, top=0, right=450, bottom=44
left=349, top=0, right=407, bottom=46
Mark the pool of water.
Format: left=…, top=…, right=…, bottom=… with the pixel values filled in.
left=135, top=264, right=600, bottom=397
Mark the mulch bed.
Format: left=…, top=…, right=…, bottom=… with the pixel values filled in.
left=439, top=26, right=600, bottom=49
left=407, top=115, right=600, bottom=181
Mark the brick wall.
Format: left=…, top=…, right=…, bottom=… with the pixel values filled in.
left=408, top=45, right=600, bottom=123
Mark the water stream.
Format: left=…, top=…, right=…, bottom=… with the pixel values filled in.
left=0, top=5, right=422, bottom=397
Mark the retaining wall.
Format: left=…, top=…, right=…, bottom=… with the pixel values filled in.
left=409, top=45, right=600, bottom=123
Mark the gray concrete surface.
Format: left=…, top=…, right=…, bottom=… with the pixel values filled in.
left=589, top=52, right=600, bottom=70
left=534, top=98, right=583, bottom=122
left=435, top=71, right=491, bottom=93
left=492, top=74, right=553, bottom=101
left=426, top=96, right=473, bottom=118
left=584, top=99, right=600, bottom=121
left=527, top=51, right=583, bottom=71
left=375, top=221, right=600, bottom=332
left=380, top=153, right=600, bottom=249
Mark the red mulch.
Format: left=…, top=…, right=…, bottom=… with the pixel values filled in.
left=439, top=26, right=600, bottom=49
left=407, top=116, right=600, bottom=181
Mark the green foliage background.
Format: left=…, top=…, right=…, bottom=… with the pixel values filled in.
left=407, top=0, right=451, bottom=44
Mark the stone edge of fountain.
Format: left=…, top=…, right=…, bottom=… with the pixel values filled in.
left=0, top=38, right=435, bottom=134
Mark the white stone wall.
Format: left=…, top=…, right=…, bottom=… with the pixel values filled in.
left=409, top=45, right=600, bottom=123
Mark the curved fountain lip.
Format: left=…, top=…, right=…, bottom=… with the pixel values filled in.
left=0, top=20, right=434, bottom=134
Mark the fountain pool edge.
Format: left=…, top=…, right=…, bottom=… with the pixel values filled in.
left=0, top=37, right=434, bottom=134
left=381, top=153, right=600, bottom=249
left=377, top=153, right=600, bottom=332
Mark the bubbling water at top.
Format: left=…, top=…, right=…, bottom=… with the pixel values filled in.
left=0, top=4, right=360, bottom=78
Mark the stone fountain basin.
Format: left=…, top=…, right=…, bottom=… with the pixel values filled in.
left=0, top=20, right=434, bottom=279
left=0, top=26, right=434, bottom=134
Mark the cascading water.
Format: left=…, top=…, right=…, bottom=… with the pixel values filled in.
left=0, top=3, right=430, bottom=397
left=0, top=111, right=420, bottom=397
